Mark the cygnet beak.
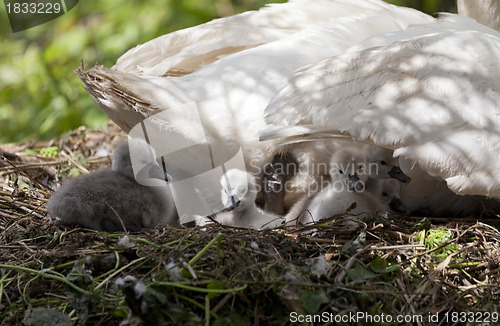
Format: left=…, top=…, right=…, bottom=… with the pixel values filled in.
left=388, top=166, right=411, bottom=183
left=347, top=174, right=360, bottom=192
left=224, top=195, right=241, bottom=211
left=389, top=197, right=409, bottom=214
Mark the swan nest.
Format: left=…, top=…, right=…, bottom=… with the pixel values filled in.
left=1, top=123, right=499, bottom=325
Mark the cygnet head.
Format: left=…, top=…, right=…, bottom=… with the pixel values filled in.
left=329, top=148, right=367, bottom=192
left=220, top=169, right=258, bottom=212
left=363, top=145, right=411, bottom=183
left=378, top=179, right=409, bottom=214
left=112, top=139, right=168, bottom=183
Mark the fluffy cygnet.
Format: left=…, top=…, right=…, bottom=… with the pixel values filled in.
left=285, top=147, right=385, bottom=225
left=48, top=139, right=179, bottom=231
left=362, top=144, right=410, bottom=183
left=328, top=146, right=369, bottom=192
left=367, top=178, right=409, bottom=214
left=290, top=184, right=384, bottom=226
left=212, top=169, right=285, bottom=229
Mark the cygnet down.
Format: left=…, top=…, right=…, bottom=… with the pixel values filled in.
left=367, top=178, right=409, bottom=215
left=211, top=169, right=285, bottom=229
left=290, top=184, right=384, bottom=226
left=362, top=144, right=410, bottom=183
left=328, top=145, right=369, bottom=192
left=285, top=147, right=385, bottom=225
left=48, top=139, right=179, bottom=231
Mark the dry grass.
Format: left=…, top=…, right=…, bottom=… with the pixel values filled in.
left=1, top=124, right=499, bottom=325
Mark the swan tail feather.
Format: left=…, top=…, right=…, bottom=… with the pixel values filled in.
left=76, top=64, right=188, bottom=132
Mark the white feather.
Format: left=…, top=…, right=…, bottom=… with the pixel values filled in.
left=263, top=14, right=500, bottom=199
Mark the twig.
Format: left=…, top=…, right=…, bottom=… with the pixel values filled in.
left=60, top=151, right=89, bottom=174
left=2, top=157, right=53, bottom=192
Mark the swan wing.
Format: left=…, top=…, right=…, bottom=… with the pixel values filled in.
left=112, top=0, right=433, bottom=76
left=264, top=16, right=500, bottom=198
left=78, top=2, right=433, bottom=142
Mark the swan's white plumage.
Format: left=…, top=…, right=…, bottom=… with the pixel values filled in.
left=457, top=0, right=500, bottom=32
left=113, top=0, right=433, bottom=76
left=77, top=1, right=434, bottom=203
left=263, top=14, right=500, bottom=199
left=293, top=185, right=383, bottom=225
left=398, top=157, right=500, bottom=217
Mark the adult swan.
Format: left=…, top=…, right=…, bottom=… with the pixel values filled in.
left=261, top=2, right=500, bottom=204
left=76, top=0, right=433, bottom=213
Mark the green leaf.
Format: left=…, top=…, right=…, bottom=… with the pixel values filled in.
left=65, top=263, right=95, bottom=325
left=299, top=289, right=329, bottom=314
left=18, top=179, right=31, bottom=190
left=206, top=280, right=225, bottom=299
left=22, top=306, right=72, bottom=326
left=69, top=167, right=83, bottom=178
left=370, top=256, right=401, bottom=274
left=346, top=262, right=376, bottom=283
left=415, top=228, right=460, bottom=260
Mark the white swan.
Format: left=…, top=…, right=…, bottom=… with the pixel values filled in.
left=76, top=0, right=434, bottom=212
left=261, top=11, right=500, bottom=205
left=205, top=169, right=284, bottom=229
left=48, top=140, right=179, bottom=231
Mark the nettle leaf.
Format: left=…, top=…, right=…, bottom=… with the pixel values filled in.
left=346, top=262, right=376, bottom=283
left=299, top=289, right=329, bottom=314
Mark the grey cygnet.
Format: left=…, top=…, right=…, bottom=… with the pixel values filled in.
left=48, top=139, right=179, bottom=232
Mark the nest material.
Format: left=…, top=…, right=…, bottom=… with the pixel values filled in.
left=0, top=123, right=499, bottom=325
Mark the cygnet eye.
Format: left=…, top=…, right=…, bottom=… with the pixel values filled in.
left=381, top=160, right=387, bottom=166
left=382, top=191, right=388, bottom=197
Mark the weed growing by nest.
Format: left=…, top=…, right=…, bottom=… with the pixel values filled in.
left=1, top=124, right=499, bottom=325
